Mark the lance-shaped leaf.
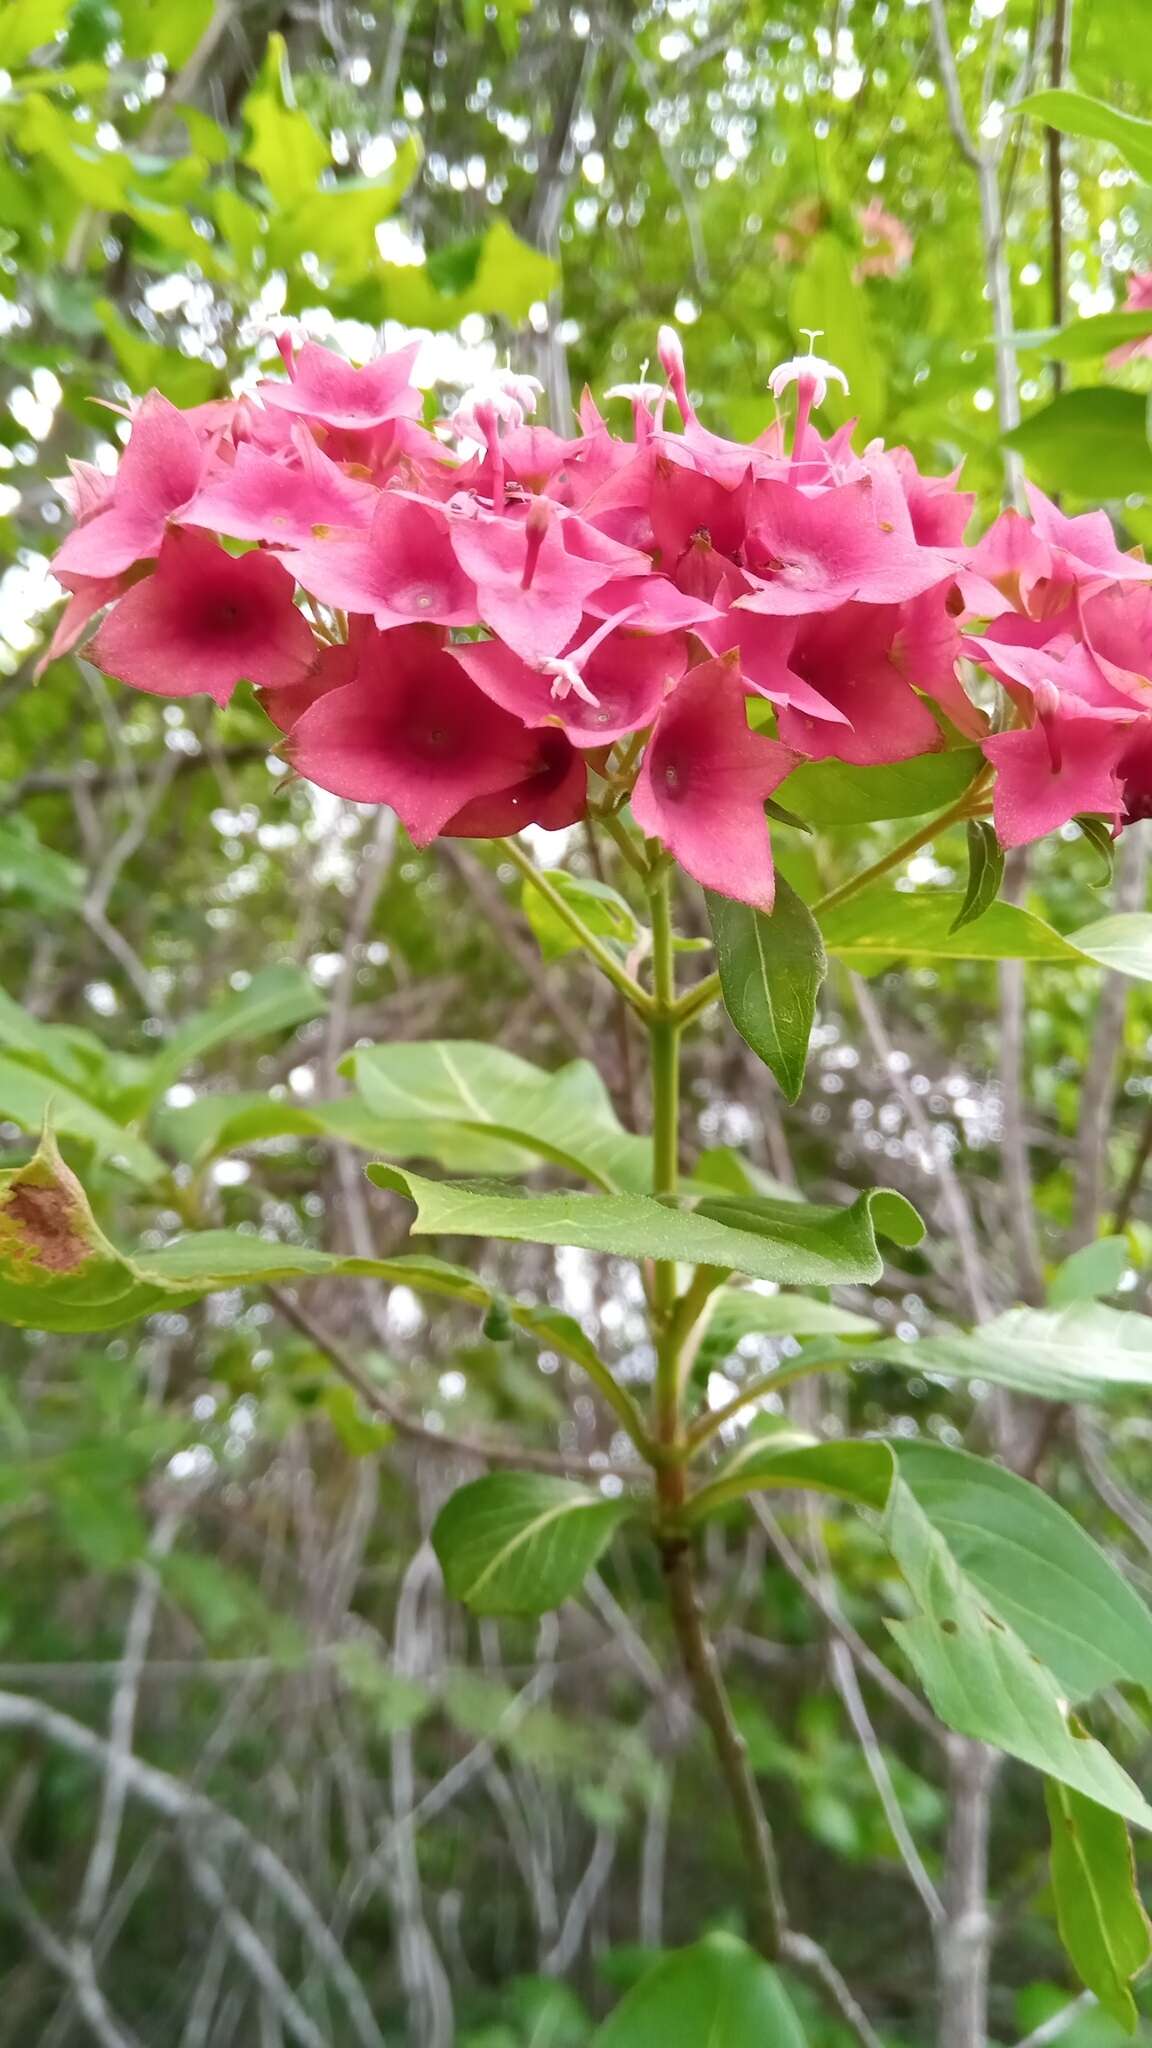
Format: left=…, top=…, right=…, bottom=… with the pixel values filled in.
left=1074, top=814, right=1118, bottom=887
left=867, top=1302, right=1152, bottom=1403
left=432, top=1472, right=633, bottom=1615
left=1015, top=88, right=1152, bottom=181
left=1045, top=1782, right=1152, bottom=2032
left=949, top=818, right=1005, bottom=935
left=885, top=1479, right=1152, bottom=1831
left=705, top=878, right=826, bottom=1102
left=346, top=1041, right=652, bottom=1191
left=1048, top=1237, right=1130, bottom=1306
left=370, top=1165, right=923, bottom=1288
left=592, top=1934, right=807, bottom=2048
left=0, top=1055, right=165, bottom=1185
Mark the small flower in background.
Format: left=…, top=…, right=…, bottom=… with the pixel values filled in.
left=854, top=199, right=914, bottom=281
left=772, top=196, right=827, bottom=264
left=1107, top=271, right=1152, bottom=367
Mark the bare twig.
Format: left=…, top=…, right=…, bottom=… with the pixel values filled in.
left=267, top=1286, right=639, bottom=1480
left=751, top=1503, right=944, bottom=1741
left=0, top=1690, right=386, bottom=2048
left=0, top=1838, right=143, bottom=2048
left=182, top=1851, right=327, bottom=2048
left=75, top=1512, right=181, bottom=1939
left=935, top=1738, right=1001, bottom=2048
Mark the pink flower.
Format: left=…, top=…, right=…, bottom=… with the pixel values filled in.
left=444, top=729, right=588, bottom=837
left=983, top=716, right=1129, bottom=846
left=854, top=201, right=915, bottom=281
left=53, top=392, right=208, bottom=578
left=89, top=528, right=316, bottom=705
left=259, top=340, right=423, bottom=430
left=448, top=501, right=638, bottom=665
left=283, top=625, right=542, bottom=843
left=282, top=494, right=478, bottom=628
left=736, top=476, right=958, bottom=617
left=454, top=614, right=686, bottom=746
left=774, top=604, right=944, bottom=765
left=632, top=655, right=799, bottom=910
left=185, top=428, right=376, bottom=548
left=1107, top=272, right=1152, bottom=367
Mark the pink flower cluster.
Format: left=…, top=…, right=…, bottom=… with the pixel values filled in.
left=44, top=326, right=1152, bottom=910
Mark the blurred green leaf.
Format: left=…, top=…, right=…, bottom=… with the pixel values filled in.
left=821, top=889, right=1085, bottom=968
left=433, top=1472, right=633, bottom=1616
left=1048, top=1237, right=1130, bottom=1306
left=1003, top=390, right=1152, bottom=501
left=1016, top=89, right=1152, bottom=181
left=592, top=1934, right=806, bottom=2047
left=522, top=872, right=642, bottom=965
left=347, top=1040, right=653, bottom=1192
left=790, top=234, right=885, bottom=436
left=1046, top=1781, right=1152, bottom=2031
left=778, top=749, right=982, bottom=828
left=240, top=32, right=329, bottom=208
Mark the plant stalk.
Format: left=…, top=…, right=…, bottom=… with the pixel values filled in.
left=498, top=835, right=654, bottom=1016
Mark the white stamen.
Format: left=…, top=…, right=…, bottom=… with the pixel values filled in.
left=768, top=338, right=850, bottom=408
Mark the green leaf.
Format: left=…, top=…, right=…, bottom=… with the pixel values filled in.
left=949, top=819, right=1005, bottom=935
left=1070, top=913, right=1152, bottom=983
left=706, top=878, right=826, bottom=1103
left=372, top=219, right=560, bottom=328
left=370, top=1165, right=924, bottom=1288
left=0, top=0, right=71, bottom=65
left=896, top=1443, right=1152, bottom=1702
left=0, top=819, right=83, bottom=912
left=869, top=1303, right=1152, bottom=1405
left=432, top=1472, right=632, bottom=1616
left=777, top=748, right=983, bottom=828
left=1003, top=390, right=1152, bottom=502
left=1046, top=1782, right=1152, bottom=2032
left=1075, top=816, right=1118, bottom=888
left=686, top=1437, right=894, bottom=1523
left=347, top=1041, right=652, bottom=1192
left=1015, top=89, right=1152, bottom=181
left=1016, top=310, right=1152, bottom=363
left=0, top=1059, right=165, bottom=1185
left=138, top=966, right=326, bottom=1107
left=885, top=1479, right=1152, bottom=1831
left=694, top=1286, right=879, bottom=1380
left=592, top=1934, right=807, bottom=2047
left=820, top=888, right=1086, bottom=969
left=1049, top=1238, right=1130, bottom=1306
left=117, top=0, right=215, bottom=69
left=790, top=234, right=885, bottom=436
left=522, top=871, right=642, bottom=964
left=269, top=147, right=423, bottom=285
left=240, top=32, right=329, bottom=208
left=0, top=1129, right=486, bottom=1333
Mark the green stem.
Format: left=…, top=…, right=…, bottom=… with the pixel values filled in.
left=812, top=777, right=993, bottom=918
left=684, top=1354, right=843, bottom=1454
left=647, top=865, right=682, bottom=1452
left=498, top=835, right=653, bottom=1016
